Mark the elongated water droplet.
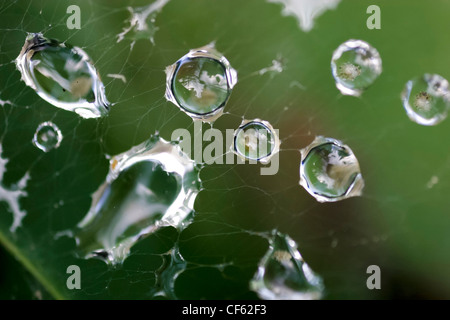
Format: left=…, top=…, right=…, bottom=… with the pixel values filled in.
left=233, top=119, right=280, bottom=164
left=250, top=230, right=324, bottom=300
left=299, top=136, right=364, bottom=202
left=331, top=39, right=382, bottom=96
left=165, top=44, right=237, bottom=123
left=75, top=135, right=201, bottom=264
left=16, top=33, right=109, bottom=118
left=401, top=74, right=450, bottom=126
left=32, top=121, right=63, bottom=152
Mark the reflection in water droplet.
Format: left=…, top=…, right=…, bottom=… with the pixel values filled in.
left=32, top=121, right=63, bottom=152
left=299, top=136, right=364, bottom=202
left=117, top=0, right=170, bottom=44
left=16, top=33, right=110, bottom=118
left=331, top=39, right=382, bottom=96
left=233, top=119, right=280, bottom=164
left=75, top=135, right=201, bottom=264
left=165, top=44, right=237, bottom=123
left=250, top=230, right=324, bottom=300
left=401, top=74, right=450, bottom=126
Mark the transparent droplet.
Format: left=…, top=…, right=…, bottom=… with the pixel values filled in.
left=331, top=39, right=382, bottom=96
left=233, top=119, right=280, bottom=164
left=250, top=230, right=324, bottom=300
left=75, top=135, right=201, bottom=264
left=32, top=121, right=63, bottom=152
left=401, top=74, right=450, bottom=126
left=299, top=136, right=364, bottom=202
left=16, top=33, right=110, bottom=118
left=165, top=44, right=237, bottom=123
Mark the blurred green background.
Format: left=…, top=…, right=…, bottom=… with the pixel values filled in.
left=0, top=0, right=450, bottom=299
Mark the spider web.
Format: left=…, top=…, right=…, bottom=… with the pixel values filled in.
left=0, top=0, right=450, bottom=300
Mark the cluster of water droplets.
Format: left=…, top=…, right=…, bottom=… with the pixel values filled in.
left=401, top=74, right=450, bottom=126
left=165, top=44, right=237, bottom=123
left=15, top=33, right=110, bottom=119
left=75, top=135, right=201, bottom=264
left=12, top=4, right=447, bottom=298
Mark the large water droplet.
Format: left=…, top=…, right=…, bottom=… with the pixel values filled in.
left=233, top=119, right=280, bottom=164
left=32, top=121, right=63, bottom=152
left=331, top=39, right=382, bottom=96
left=165, top=44, right=237, bottom=123
left=299, top=136, right=364, bottom=202
left=75, top=135, right=201, bottom=264
left=250, top=230, right=324, bottom=300
left=16, top=33, right=110, bottom=118
left=401, top=74, right=450, bottom=126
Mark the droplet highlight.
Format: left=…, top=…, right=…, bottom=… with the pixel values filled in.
left=32, top=121, right=63, bottom=152
left=75, top=135, right=201, bottom=264
left=233, top=119, right=280, bottom=164
left=299, top=136, right=364, bottom=202
left=331, top=39, right=382, bottom=96
left=165, top=44, right=237, bottom=123
left=401, top=74, right=450, bottom=126
left=250, top=230, right=324, bottom=300
left=16, top=33, right=110, bottom=118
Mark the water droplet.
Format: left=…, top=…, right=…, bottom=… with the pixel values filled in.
left=331, top=39, right=382, bottom=96
left=32, top=121, right=63, bottom=152
left=250, top=230, right=324, bottom=300
left=233, top=119, right=280, bottom=164
left=75, top=135, right=201, bottom=264
left=16, top=33, right=110, bottom=118
left=299, top=136, right=364, bottom=202
left=165, top=44, right=237, bottom=123
left=401, top=74, right=450, bottom=126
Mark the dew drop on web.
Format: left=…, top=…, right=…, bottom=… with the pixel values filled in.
left=299, top=136, right=364, bottom=202
left=75, top=134, right=201, bottom=265
left=232, top=119, right=280, bottom=164
left=250, top=230, right=324, bottom=300
left=331, top=39, right=382, bottom=96
left=16, top=33, right=110, bottom=119
left=401, top=74, right=450, bottom=126
left=32, top=121, right=63, bottom=152
left=165, top=43, right=237, bottom=123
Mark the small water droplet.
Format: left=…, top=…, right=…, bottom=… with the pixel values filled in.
left=401, top=74, right=450, bottom=126
left=250, top=230, right=324, bottom=300
left=16, top=33, right=110, bottom=118
left=299, top=136, right=364, bottom=202
left=75, top=135, right=201, bottom=264
left=165, top=44, right=237, bottom=123
left=32, top=121, right=63, bottom=152
left=233, top=119, right=280, bottom=164
left=331, top=39, right=382, bottom=96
